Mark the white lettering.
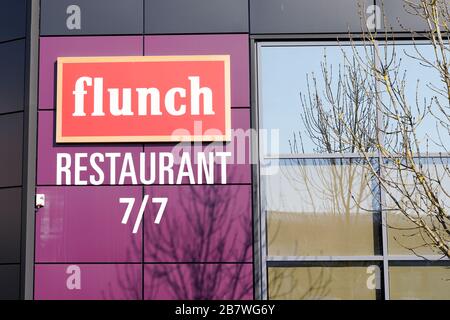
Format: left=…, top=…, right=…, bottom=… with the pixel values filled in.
left=159, top=153, right=174, bottom=184
left=108, top=88, right=134, bottom=116
left=105, top=153, right=121, bottom=184
left=189, top=76, right=214, bottom=115
left=74, top=153, right=88, bottom=185
left=89, top=152, right=105, bottom=185
left=92, top=77, right=105, bottom=116
left=140, top=152, right=156, bottom=184
left=71, top=76, right=215, bottom=117
left=119, top=153, right=137, bottom=185
left=216, top=152, right=231, bottom=184
left=55, top=151, right=230, bottom=186
left=197, top=152, right=214, bottom=184
left=136, top=88, right=161, bottom=116
left=165, top=87, right=186, bottom=116
left=72, top=76, right=91, bottom=116
left=177, top=152, right=195, bottom=184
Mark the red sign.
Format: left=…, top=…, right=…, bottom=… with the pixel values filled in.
left=56, top=56, right=231, bottom=143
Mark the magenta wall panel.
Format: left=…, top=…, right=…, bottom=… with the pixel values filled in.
left=145, top=35, right=249, bottom=108
left=144, top=264, right=253, bottom=300
left=35, top=34, right=253, bottom=299
left=37, top=111, right=143, bottom=186
left=232, top=107, right=251, bottom=128
left=39, top=36, right=143, bottom=109
left=35, top=264, right=141, bottom=300
left=35, top=186, right=142, bottom=262
left=144, top=185, right=252, bottom=263
left=143, top=108, right=251, bottom=185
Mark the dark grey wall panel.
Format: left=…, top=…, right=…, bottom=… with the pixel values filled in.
left=0, top=0, right=26, bottom=42
left=0, top=188, right=21, bottom=264
left=250, top=0, right=372, bottom=34
left=0, top=40, right=25, bottom=115
left=378, top=0, right=449, bottom=32
left=0, top=265, right=20, bottom=299
left=0, top=114, right=23, bottom=188
left=40, top=0, right=144, bottom=35
left=145, top=0, right=248, bottom=34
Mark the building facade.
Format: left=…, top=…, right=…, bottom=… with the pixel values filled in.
left=0, top=0, right=449, bottom=300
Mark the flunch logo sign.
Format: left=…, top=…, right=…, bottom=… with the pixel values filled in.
left=56, top=55, right=231, bottom=143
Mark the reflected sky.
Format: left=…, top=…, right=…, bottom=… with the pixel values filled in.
left=263, top=158, right=378, bottom=213
left=259, top=43, right=449, bottom=155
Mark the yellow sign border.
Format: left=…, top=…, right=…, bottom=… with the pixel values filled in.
left=56, top=55, right=231, bottom=143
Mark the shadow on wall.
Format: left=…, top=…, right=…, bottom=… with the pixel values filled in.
left=103, top=175, right=253, bottom=300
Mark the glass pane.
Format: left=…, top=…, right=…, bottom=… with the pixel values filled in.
left=379, top=43, right=450, bottom=153
left=388, top=213, right=438, bottom=256
left=259, top=44, right=375, bottom=155
left=268, top=263, right=382, bottom=300
left=264, top=158, right=381, bottom=256
left=390, top=264, right=450, bottom=300
left=386, top=158, right=450, bottom=255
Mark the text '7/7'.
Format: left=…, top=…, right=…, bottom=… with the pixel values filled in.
left=120, top=196, right=168, bottom=234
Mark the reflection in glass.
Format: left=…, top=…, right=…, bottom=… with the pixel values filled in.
left=268, top=264, right=381, bottom=300
left=390, top=264, right=450, bottom=300
left=264, top=159, right=381, bottom=256
left=385, top=158, right=450, bottom=255
left=259, top=42, right=450, bottom=299
left=259, top=44, right=375, bottom=155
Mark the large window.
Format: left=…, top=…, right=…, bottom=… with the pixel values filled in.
left=257, top=42, right=450, bottom=300
left=265, top=158, right=380, bottom=257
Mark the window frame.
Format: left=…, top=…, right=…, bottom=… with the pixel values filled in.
left=252, top=39, right=450, bottom=300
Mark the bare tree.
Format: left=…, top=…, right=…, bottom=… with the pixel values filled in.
left=268, top=265, right=332, bottom=300
left=103, top=182, right=253, bottom=300
left=143, top=183, right=253, bottom=300
left=299, top=0, right=450, bottom=258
